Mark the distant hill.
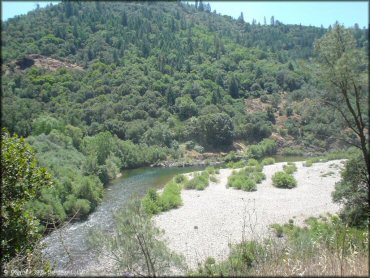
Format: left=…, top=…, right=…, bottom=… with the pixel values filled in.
left=1, top=1, right=368, bottom=149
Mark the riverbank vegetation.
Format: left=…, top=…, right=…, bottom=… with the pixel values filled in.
left=194, top=215, right=368, bottom=276
left=1, top=0, right=368, bottom=275
left=227, top=160, right=265, bottom=191
left=272, top=171, right=297, bottom=189
left=143, top=168, right=219, bottom=215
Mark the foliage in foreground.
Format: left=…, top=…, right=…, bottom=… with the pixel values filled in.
left=332, top=155, right=369, bottom=228
left=194, top=216, right=368, bottom=276
left=87, top=198, right=185, bottom=276
left=1, top=129, right=52, bottom=265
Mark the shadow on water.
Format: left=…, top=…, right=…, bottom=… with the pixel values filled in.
left=42, top=165, right=206, bottom=274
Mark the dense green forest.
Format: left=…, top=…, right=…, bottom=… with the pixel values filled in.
left=1, top=1, right=368, bottom=271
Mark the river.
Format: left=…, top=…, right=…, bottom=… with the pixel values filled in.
left=41, top=165, right=206, bottom=275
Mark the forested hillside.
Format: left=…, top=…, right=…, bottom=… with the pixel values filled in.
left=1, top=1, right=368, bottom=262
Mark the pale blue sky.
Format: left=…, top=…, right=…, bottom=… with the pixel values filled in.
left=2, top=1, right=369, bottom=28
left=2, top=1, right=59, bottom=21
left=209, top=1, right=368, bottom=28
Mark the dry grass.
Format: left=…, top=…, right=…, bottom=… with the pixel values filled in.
left=252, top=244, right=368, bottom=276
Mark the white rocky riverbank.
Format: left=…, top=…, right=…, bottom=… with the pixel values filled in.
left=153, top=159, right=345, bottom=270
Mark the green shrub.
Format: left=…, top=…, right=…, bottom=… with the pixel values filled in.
left=228, top=175, right=257, bottom=191
left=247, top=158, right=259, bottom=166
left=281, top=146, right=304, bottom=156
left=226, top=160, right=246, bottom=169
left=283, top=162, right=297, bottom=174
left=184, top=172, right=210, bottom=190
left=241, top=178, right=257, bottom=191
left=272, top=171, right=297, bottom=189
left=224, top=151, right=239, bottom=162
left=271, top=223, right=284, bottom=237
left=142, top=188, right=161, bottom=215
left=249, top=171, right=266, bottom=183
left=209, top=175, right=218, bottom=183
left=205, top=257, right=216, bottom=265
left=261, top=157, right=275, bottom=165
left=205, top=166, right=216, bottom=174
left=160, top=181, right=182, bottom=210
left=247, top=139, right=277, bottom=159
left=174, top=174, right=187, bottom=184
left=244, top=163, right=263, bottom=173
left=303, top=160, right=313, bottom=167
left=142, top=181, right=182, bottom=215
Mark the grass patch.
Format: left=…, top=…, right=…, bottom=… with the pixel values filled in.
left=272, top=171, right=297, bottom=189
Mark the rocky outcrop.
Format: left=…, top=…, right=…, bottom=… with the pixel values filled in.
left=7, top=54, right=84, bottom=72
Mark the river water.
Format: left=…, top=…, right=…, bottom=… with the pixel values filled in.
left=41, top=165, right=205, bottom=275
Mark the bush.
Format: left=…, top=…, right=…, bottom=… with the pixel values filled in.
left=281, top=146, right=304, bottom=156
left=224, top=151, right=239, bottom=162
left=227, top=163, right=265, bottom=192
left=160, top=181, right=182, bottom=210
left=247, top=139, right=277, bottom=159
left=205, top=166, right=216, bottom=174
left=244, top=163, right=263, bottom=173
left=184, top=172, right=210, bottom=190
left=261, top=157, right=275, bottom=165
left=226, top=160, right=247, bottom=169
left=174, top=174, right=187, bottom=184
left=228, top=175, right=256, bottom=191
left=249, top=171, right=266, bottom=183
left=247, top=159, right=259, bottom=166
left=142, top=188, right=161, bottom=215
left=303, top=160, right=313, bottom=167
left=283, top=162, right=297, bottom=174
left=142, top=181, right=182, bottom=215
left=272, top=171, right=297, bottom=189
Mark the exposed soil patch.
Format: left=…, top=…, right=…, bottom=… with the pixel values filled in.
left=8, top=54, right=84, bottom=72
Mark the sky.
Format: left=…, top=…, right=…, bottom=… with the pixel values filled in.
left=209, top=1, right=368, bottom=28
left=2, top=1, right=368, bottom=28
left=2, top=1, right=59, bottom=21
